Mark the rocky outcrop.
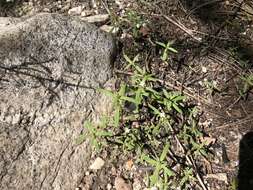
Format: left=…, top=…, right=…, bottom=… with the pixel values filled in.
left=0, top=13, right=116, bottom=190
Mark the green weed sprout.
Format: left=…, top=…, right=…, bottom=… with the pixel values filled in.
left=239, top=74, right=253, bottom=98
left=156, top=41, right=178, bottom=62
left=141, top=143, right=174, bottom=189
left=76, top=120, right=112, bottom=151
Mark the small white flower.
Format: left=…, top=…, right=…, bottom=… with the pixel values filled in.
left=160, top=112, right=166, bottom=118
left=202, top=66, right=207, bottom=73
left=125, top=128, right=130, bottom=133
left=140, top=81, right=145, bottom=87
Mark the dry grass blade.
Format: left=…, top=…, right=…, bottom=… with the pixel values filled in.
left=186, top=0, right=223, bottom=18
left=148, top=13, right=202, bottom=42
left=207, top=113, right=253, bottom=131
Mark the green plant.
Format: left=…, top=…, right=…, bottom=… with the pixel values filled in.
left=203, top=80, right=221, bottom=95
left=179, top=167, right=196, bottom=188
left=229, top=177, right=238, bottom=190
left=123, top=54, right=157, bottom=113
left=79, top=53, right=209, bottom=189
left=126, top=10, right=146, bottom=38
left=156, top=41, right=178, bottom=62
left=229, top=47, right=250, bottom=68
left=99, top=84, right=129, bottom=128
left=140, top=143, right=175, bottom=189
left=115, top=127, right=143, bottom=152
left=239, top=74, right=253, bottom=98
left=76, top=119, right=112, bottom=150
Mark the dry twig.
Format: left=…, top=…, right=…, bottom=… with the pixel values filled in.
left=207, top=113, right=253, bottom=131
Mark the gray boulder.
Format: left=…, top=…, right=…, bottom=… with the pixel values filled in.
left=0, top=13, right=116, bottom=190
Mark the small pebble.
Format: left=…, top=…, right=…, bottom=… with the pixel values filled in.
left=202, top=66, right=207, bottom=73
left=100, top=25, right=119, bottom=34
left=115, top=177, right=132, bottom=190
left=81, top=10, right=94, bottom=17
left=81, top=14, right=109, bottom=23
left=132, top=179, right=142, bottom=190
left=89, top=157, right=105, bottom=170
left=107, top=183, right=112, bottom=190
left=68, top=6, right=83, bottom=16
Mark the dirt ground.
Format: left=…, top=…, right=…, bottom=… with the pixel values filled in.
left=1, top=0, right=253, bottom=190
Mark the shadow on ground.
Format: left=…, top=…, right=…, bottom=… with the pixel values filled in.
left=182, top=0, right=253, bottom=58
left=238, top=131, right=253, bottom=190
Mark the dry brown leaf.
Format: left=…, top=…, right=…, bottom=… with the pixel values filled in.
left=89, top=157, right=105, bottom=170
left=125, top=159, right=134, bottom=170
left=139, top=26, right=151, bottom=37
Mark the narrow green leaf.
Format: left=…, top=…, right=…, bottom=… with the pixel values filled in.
left=151, top=166, right=161, bottom=185
left=75, top=134, right=86, bottom=144
left=84, top=121, right=95, bottom=133
left=134, top=64, right=144, bottom=74
left=168, top=47, right=178, bottom=53
left=121, top=96, right=138, bottom=104
left=96, top=130, right=113, bottom=137
left=133, top=54, right=139, bottom=62
left=173, top=95, right=186, bottom=102
left=163, top=166, right=174, bottom=177
left=146, top=87, right=159, bottom=96
left=156, top=41, right=166, bottom=48
left=142, top=154, right=157, bottom=166
left=162, top=89, right=171, bottom=99
left=160, top=143, right=170, bottom=161
left=123, top=53, right=134, bottom=65
left=200, top=149, right=208, bottom=157
left=148, top=104, right=161, bottom=116
left=119, top=84, right=126, bottom=97
left=114, top=107, right=121, bottom=127
left=135, top=88, right=143, bottom=105
left=98, top=88, right=114, bottom=97
left=91, top=137, right=98, bottom=146
left=172, top=103, right=182, bottom=114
